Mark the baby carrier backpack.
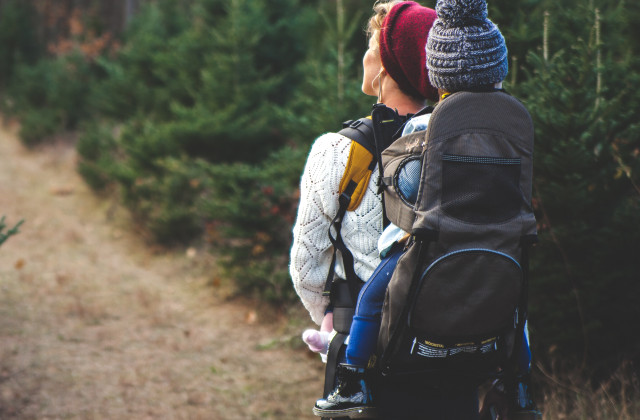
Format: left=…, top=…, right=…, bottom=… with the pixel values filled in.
left=376, top=90, right=537, bottom=395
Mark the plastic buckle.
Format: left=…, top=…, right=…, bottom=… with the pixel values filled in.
left=350, top=120, right=363, bottom=129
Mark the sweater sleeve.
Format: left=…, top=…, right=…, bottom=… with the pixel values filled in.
left=290, top=133, right=350, bottom=325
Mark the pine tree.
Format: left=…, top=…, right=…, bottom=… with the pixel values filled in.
left=514, top=2, right=640, bottom=373
left=78, top=0, right=315, bottom=247
left=282, top=0, right=371, bottom=143
left=200, top=0, right=373, bottom=302
left=0, top=0, right=40, bottom=88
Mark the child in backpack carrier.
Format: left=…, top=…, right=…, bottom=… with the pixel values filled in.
left=309, top=0, right=539, bottom=419
left=310, top=117, right=428, bottom=419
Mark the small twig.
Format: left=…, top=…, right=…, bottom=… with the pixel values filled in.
left=594, top=8, right=602, bottom=110
left=599, top=380, right=621, bottom=418
left=535, top=361, right=584, bottom=396
left=543, top=11, right=550, bottom=63
left=611, top=153, right=640, bottom=197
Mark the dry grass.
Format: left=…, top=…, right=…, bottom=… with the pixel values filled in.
left=0, top=120, right=324, bottom=420
left=536, top=361, right=640, bottom=420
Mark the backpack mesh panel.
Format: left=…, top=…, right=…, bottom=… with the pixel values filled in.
left=441, top=155, right=521, bottom=224
left=396, top=157, right=422, bottom=206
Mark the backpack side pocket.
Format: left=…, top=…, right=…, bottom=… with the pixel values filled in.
left=410, top=248, right=523, bottom=341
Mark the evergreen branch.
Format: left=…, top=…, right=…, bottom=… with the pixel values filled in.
left=0, top=217, right=24, bottom=247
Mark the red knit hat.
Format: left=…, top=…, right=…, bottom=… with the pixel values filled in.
left=379, top=1, right=439, bottom=103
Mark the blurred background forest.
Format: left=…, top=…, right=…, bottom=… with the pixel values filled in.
left=0, top=0, right=638, bottom=415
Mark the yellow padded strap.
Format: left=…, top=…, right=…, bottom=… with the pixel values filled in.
left=339, top=141, right=374, bottom=211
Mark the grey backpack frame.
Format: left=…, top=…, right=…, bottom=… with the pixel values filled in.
left=376, top=90, right=537, bottom=390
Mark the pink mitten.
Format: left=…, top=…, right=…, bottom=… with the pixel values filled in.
left=302, top=329, right=330, bottom=353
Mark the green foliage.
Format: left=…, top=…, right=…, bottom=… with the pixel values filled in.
left=0, top=217, right=23, bottom=248
left=0, top=0, right=40, bottom=88
left=7, top=53, right=96, bottom=145
left=78, top=0, right=314, bottom=248
left=281, top=16, right=371, bottom=141
left=198, top=0, right=371, bottom=301
left=76, top=121, right=120, bottom=191
left=89, top=1, right=193, bottom=120
left=78, top=118, right=206, bottom=244
left=201, top=146, right=307, bottom=303
left=514, top=3, right=640, bottom=371
left=463, top=0, right=640, bottom=86
left=4, top=0, right=372, bottom=288
left=274, top=0, right=373, bottom=159
left=126, top=156, right=206, bottom=244
left=76, top=0, right=371, bottom=292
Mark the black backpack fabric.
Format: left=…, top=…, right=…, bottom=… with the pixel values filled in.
left=376, top=91, right=537, bottom=388
left=321, top=107, right=407, bottom=403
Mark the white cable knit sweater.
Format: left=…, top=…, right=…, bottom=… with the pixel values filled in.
left=290, top=132, right=384, bottom=325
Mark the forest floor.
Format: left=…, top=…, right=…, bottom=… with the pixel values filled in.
left=0, top=118, right=324, bottom=420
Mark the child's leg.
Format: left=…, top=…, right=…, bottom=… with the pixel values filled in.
left=345, top=248, right=403, bottom=366
left=518, top=322, right=532, bottom=373
left=314, top=247, right=403, bottom=417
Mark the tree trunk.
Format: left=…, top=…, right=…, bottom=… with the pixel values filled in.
left=125, top=0, right=138, bottom=25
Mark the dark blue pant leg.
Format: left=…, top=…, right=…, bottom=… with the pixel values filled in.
left=345, top=249, right=403, bottom=366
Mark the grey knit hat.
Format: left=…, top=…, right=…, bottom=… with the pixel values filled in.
left=426, top=0, right=508, bottom=92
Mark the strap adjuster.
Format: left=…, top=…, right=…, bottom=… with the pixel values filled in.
left=338, top=192, right=351, bottom=207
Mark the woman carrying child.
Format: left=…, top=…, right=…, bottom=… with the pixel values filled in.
left=291, top=1, right=480, bottom=418
left=309, top=0, right=538, bottom=418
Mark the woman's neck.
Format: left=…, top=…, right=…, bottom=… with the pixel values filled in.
left=379, top=76, right=426, bottom=115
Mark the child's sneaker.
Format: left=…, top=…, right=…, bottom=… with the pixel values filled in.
left=312, top=363, right=377, bottom=419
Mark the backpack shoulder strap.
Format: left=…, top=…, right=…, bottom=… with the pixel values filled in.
left=324, top=111, right=407, bottom=299
left=339, top=117, right=376, bottom=155
left=337, top=118, right=377, bottom=211
left=322, top=118, right=377, bottom=301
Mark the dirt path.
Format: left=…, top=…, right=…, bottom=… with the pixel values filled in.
left=0, top=120, right=324, bottom=420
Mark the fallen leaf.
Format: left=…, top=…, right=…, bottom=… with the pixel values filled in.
left=245, top=310, right=257, bottom=324
left=50, top=186, right=75, bottom=196
left=186, top=247, right=197, bottom=259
